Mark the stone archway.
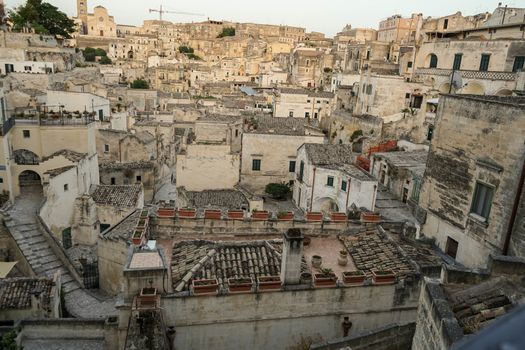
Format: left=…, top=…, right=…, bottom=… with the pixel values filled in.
left=495, top=89, right=513, bottom=96
left=460, top=82, right=485, bottom=95
left=314, top=197, right=339, bottom=213
left=18, top=170, right=42, bottom=195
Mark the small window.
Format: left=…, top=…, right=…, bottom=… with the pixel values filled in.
left=443, top=19, right=449, bottom=30
left=0, top=177, right=3, bottom=183
left=235, top=129, right=239, bottom=137
left=289, top=161, right=296, bottom=173
left=512, top=56, right=524, bottom=72
left=98, top=109, right=104, bottom=119
left=470, top=182, right=494, bottom=221
left=104, top=144, right=109, bottom=152
left=427, top=125, right=434, bottom=141
left=453, top=53, right=462, bottom=70
left=24, top=66, right=32, bottom=71
left=305, top=112, right=310, bottom=118
left=407, top=61, right=413, bottom=68
left=23, top=130, right=30, bottom=138
left=341, top=180, right=347, bottom=191
left=136, top=176, right=142, bottom=182
left=110, top=177, right=116, bottom=185
left=327, top=176, right=334, bottom=187
left=405, top=93, right=411, bottom=99
left=252, top=159, right=261, bottom=171
left=298, top=161, right=304, bottom=182
left=445, top=237, right=458, bottom=259
left=64, top=184, right=69, bottom=192
left=479, top=54, right=490, bottom=72
left=288, top=111, right=294, bottom=117
left=307, top=99, right=311, bottom=103
left=316, top=100, right=321, bottom=104
left=429, top=54, right=438, bottom=68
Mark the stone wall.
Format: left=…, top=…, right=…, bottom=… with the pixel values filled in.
left=162, top=282, right=420, bottom=350
left=311, top=322, right=416, bottom=350
left=411, top=278, right=463, bottom=350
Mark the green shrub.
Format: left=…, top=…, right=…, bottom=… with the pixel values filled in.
left=265, top=183, right=290, bottom=200
left=217, top=27, right=235, bottom=38
left=130, top=79, right=149, bottom=89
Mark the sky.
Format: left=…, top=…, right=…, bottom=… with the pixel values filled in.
left=5, top=0, right=525, bottom=36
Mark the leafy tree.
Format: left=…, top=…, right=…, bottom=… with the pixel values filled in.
left=350, top=129, right=363, bottom=141
left=94, top=48, right=107, bottom=57
left=178, top=46, right=194, bottom=54
left=9, top=0, right=75, bottom=38
left=187, top=53, right=202, bottom=60
left=0, top=331, right=20, bottom=350
left=217, top=27, right=235, bottom=38
left=82, top=47, right=96, bottom=62
left=99, top=56, right=112, bottom=65
left=131, top=79, right=149, bottom=89
left=265, top=183, right=290, bottom=200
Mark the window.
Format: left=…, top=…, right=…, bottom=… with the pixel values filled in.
left=410, top=95, right=423, bottom=109
left=341, top=180, right=347, bottom=192
left=298, top=161, right=304, bottom=182
left=104, top=144, right=109, bottom=153
left=316, top=100, right=321, bottom=104
left=305, top=112, right=310, bottom=118
left=443, top=19, right=449, bottom=30
left=445, top=237, right=458, bottom=259
left=314, top=112, right=318, bottom=119
left=405, top=93, right=411, bottom=99
left=366, top=51, right=370, bottom=60
left=252, top=159, right=261, bottom=171
left=470, top=182, right=494, bottom=221
left=327, top=176, right=334, bottom=187
left=289, top=161, right=296, bottom=173
left=0, top=178, right=3, bottom=183
left=98, top=109, right=103, bottom=120
left=512, top=56, right=525, bottom=72
left=63, top=184, right=69, bottom=192
left=136, top=176, right=142, bottom=182
left=429, top=54, right=438, bottom=68
left=407, top=61, right=413, bottom=68
left=288, top=111, right=294, bottom=117
left=23, top=130, right=30, bottom=138
left=479, top=54, right=490, bottom=72
left=453, top=53, right=462, bottom=70
left=110, top=177, right=116, bottom=185
left=24, top=66, right=32, bottom=71
left=235, top=129, right=239, bottom=137
left=307, top=99, right=311, bottom=103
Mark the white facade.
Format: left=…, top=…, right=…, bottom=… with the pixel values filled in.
left=44, top=90, right=111, bottom=121
left=274, top=90, right=336, bottom=121
left=0, top=61, right=56, bottom=75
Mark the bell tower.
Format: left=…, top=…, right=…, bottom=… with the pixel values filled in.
left=77, top=0, right=88, bottom=34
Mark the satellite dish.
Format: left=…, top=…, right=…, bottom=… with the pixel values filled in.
left=450, top=71, right=463, bottom=90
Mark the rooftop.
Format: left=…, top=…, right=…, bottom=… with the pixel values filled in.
left=373, top=150, right=428, bottom=176
left=444, top=94, right=525, bottom=107
left=42, top=149, right=87, bottom=163
left=43, top=165, right=76, bottom=178
left=99, top=161, right=154, bottom=171
left=0, top=277, right=53, bottom=310
left=101, top=209, right=142, bottom=241
left=280, top=88, right=335, bottom=99
left=247, top=115, right=324, bottom=136
left=321, top=163, right=376, bottom=182
left=128, top=251, right=165, bottom=270
left=197, top=114, right=242, bottom=123
left=178, top=188, right=249, bottom=210
left=303, top=143, right=357, bottom=166
left=129, top=131, right=155, bottom=144
left=91, top=185, right=142, bottom=208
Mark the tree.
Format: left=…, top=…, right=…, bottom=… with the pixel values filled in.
left=178, top=46, right=194, bottom=54
left=265, top=183, right=291, bottom=200
left=131, top=79, right=149, bottom=89
left=99, top=56, right=112, bottom=65
left=9, top=0, right=75, bottom=38
left=0, top=331, right=20, bottom=350
left=82, top=47, right=96, bottom=62
left=217, top=27, right=235, bottom=38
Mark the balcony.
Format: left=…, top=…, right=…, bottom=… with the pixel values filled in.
left=415, top=68, right=518, bottom=81
left=15, top=114, right=96, bottom=126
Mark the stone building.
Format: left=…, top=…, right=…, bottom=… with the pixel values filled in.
left=293, top=144, right=377, bottom=213
left=273, top=88, right=336, bottom=121
left=378, top=14, right=423, bottom=44
left=240, top=116, right=325, bottom=194
left=99, top=161, right=155, bottom=202
left=418, top=95, right=525, bottom=268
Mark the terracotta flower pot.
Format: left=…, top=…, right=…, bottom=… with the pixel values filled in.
left=192, top=279, right=219, bottom=296
left=311, top=255, right=322, bottom=268
left=306, top=212, right=323, bottom=222
left=372, top=270, right=396, bottom=285
left=204, top=210, right=222, bottom=220
left=251, top=211, right=269, bottom=221
left=361, top=212, right=381, bottom=223
left=313, top=273, right=337, bottom=288
left=338, top=250, right=349, bottom=266
left=257, top=276, right=282, bottom=292
left=157, top=208, right=176, bottom=218
left=342, top=271, right=366, bottom=286
left=227, top=210, right=245, bottom=220
left=228, top=278, right=253, bottom=294
left=331, top=212, right=347, bottom=222
left=277, top=212, right=294, bottom=221
left=178, top=208, right=196, bottom=219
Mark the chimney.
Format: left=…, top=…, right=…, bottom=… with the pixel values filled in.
left=280, top=228, right=304, bottom=285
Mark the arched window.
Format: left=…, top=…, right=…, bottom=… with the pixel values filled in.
left=429, top=54, right=438, bottom=68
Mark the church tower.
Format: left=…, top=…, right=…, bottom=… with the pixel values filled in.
left=77, top=0, right=88, bottom=34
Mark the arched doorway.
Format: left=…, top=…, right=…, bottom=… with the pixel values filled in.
left=314, top=197, right=339, bottom=213
left=18, top=170, right=42, bottom=195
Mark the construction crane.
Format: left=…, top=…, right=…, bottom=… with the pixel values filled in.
left=149, top=5, right=204, bottom=21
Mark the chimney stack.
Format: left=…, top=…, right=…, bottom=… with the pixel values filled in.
left=280, top=228, right=304, bottom=285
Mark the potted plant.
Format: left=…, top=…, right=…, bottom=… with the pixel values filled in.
left=303, top=236, right=311, bottom=246
left=228, top=277, right=253, bottom=294
left=277, top=211, right=294, bottom=221
left=204, top=209, right=222, bottom=220
left=314, top=268, right=337, bottom=288
left=338, top=250, right=349, bottom=266
left=372, top=270, right=396, bottom=285
left=251, top=210, right=269, bottom=221
left=178, top=208, right=196, bottom=219
left=157, top=207, right=176, bottom=218
left=342, top=271, right=366, bottom=286
left=306, top=212, right=323, bottom=222
left=227, top=210, right=245, bottom=220
left=140, top=210, right=149, bottom=218
left=257, top=276, right=282, bottom=292
left=192, top=278, right=219, bottom=296
left=132, top=228, right=145, bottom=246
left=331, top=212, right=347, bottom=222
left=300, top=272, right=312, bottom=285
left=361, top=212, right=381, bottom=223
left=311, top=255, right=322, bottom=268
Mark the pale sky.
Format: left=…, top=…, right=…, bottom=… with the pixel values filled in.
left=5, top=0, right=525, bottom=36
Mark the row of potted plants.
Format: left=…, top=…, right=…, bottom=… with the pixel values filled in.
left=312, top=269, right=396, bottom=288
left=191, top=276, right=283, bottom=296
left=132, top=210, right=150, bottom=245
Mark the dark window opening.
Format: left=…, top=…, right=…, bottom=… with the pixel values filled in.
left=252, top=159, right=261, bottom=171
left=23, top=130, right=30, bottom=138
left=327, top=176, right=334, bottom=187
left=470, top=182, right=494, bottom=221
left=429, top=54, right=438, bottom=68
left=110, top=177, right=116, bottom=185
left=453, top=53, right=463, bottom=70
left=289, top=161, right=296, bottom=173
left=341, top=180, right=347, bottom=191
left=512, top=56, right=525, bottom=72
left=479, top=54, right=490, bottom=72
left=445, top=237, right=458, bottom=259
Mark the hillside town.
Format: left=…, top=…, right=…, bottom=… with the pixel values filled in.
left=0, top=0, right=523, bottom=349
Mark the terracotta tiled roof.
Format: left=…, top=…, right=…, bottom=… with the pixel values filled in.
left=43, top=165, right=76, bottom=178
left=101, top=209, right=142, bottom=241
left=0, top=277, right=53, bottom=310
left=42, top=149, right=87, bottom=163
left=303, top=143, right=356, bottom=166
left=91, top=185, right=142, bottom=208
left=171, top=240, right=283, bottom=292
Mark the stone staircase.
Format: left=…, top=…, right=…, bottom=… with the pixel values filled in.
left=2, top=189, right=117, bottom=319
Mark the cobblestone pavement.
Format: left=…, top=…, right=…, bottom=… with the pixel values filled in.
left=3, top=187, right=117, bottom=319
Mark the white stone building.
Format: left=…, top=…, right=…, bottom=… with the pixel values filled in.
left=273, top=88, right=336, bottom=121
